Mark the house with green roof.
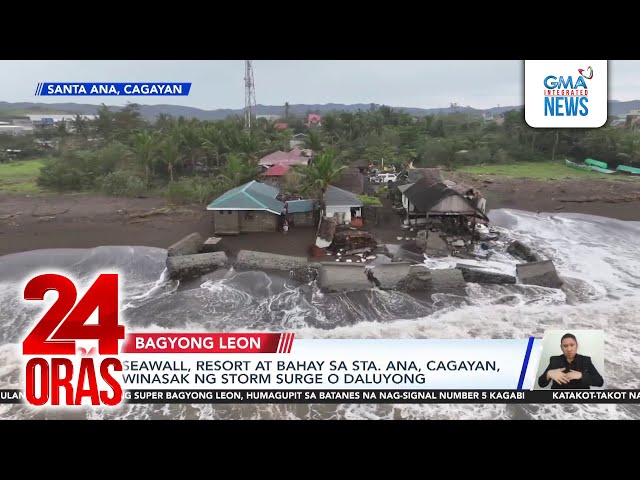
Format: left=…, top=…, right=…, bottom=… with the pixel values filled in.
left=207, top=180, right=286, bottom=235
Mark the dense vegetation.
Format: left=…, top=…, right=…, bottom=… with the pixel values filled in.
left=1, top=103, right=638, bottom=204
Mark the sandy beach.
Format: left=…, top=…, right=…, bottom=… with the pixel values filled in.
left=1, top=174, right=639, bottom=258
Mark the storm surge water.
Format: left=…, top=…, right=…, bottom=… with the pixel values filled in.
left=1, top=209, right=639, bottom=420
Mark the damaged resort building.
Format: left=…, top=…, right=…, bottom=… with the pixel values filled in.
left=166, top=148, right=564, bottom=296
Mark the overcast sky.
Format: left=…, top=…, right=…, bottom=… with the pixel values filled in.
left=1, top=60, right=638, bottom=110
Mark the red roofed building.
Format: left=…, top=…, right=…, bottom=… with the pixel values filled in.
left=274, top=123, right=289, bottom=130
left=261, top=163, right=291, bottom=187
left=305, top=113, right=322, bottom=127
left=258, top=148, right=310, bottom=167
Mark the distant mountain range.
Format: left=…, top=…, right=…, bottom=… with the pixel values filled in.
left=1, top=100, right=639, bottom=121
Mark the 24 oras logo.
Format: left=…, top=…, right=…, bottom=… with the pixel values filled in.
left=22, top=273, right=126, bottom=407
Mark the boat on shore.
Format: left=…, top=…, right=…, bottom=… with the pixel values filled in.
left=584, top=158, right=616, bottom=174
left=616, top=164, right=640, bottom=175
left=565, top=158, right=617, bottom=174
left=565, top=159, right=591, bottom=171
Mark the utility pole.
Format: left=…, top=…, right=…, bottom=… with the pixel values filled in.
left=244, top=60, right=256, bottom=128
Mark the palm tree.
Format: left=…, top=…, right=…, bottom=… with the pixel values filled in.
left=304, top=128, right=324, bottom=152
left=301, top=150, right=347, bottom=226
left=131, top=131, right=157, bottom=186
left=161, top=135, right=182, bottom=182
left=72, top=114, right=88, bottom=139
left=218, top=154, right=258, bottom=189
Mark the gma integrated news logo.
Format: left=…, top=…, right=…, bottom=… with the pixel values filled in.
left=525, top=60, right=608, bottom=128
left=22, top=273, right=126, bottom=407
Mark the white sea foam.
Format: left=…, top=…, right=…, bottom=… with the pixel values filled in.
left=1, top=210, right=639, bottom=420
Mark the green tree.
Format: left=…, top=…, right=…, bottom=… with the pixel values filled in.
left=304, top=128, right=324, bottom=152
left=130, top=131, right=157, bottom=186
left=161, top=135, right=182, bottom=182
left=300, top=150, right=347, bottom=222
left=218, top=153, right=258, bottom=189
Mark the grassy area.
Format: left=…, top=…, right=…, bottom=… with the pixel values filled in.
left=0, top=159, right=45, bottom=193
left=357, top=194, right=382, bottom=206
left=456, top=161, right=637, bottom=181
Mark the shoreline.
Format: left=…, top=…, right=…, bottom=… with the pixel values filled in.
left=1, top=173, right=639, bottom=258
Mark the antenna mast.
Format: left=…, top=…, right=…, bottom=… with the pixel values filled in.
left=244, top=60, right=256, bottom=128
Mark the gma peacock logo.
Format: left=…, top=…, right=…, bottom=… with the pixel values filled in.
left=525, top=60, right=607, bottom=129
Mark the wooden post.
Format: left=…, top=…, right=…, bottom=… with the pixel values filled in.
left=471, top=217, right=477, bottom=248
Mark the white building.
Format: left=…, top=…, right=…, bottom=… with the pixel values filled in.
left=0, top=125, right=34, bottom=135
left=27, top=114, right=97, bottom=125
left=324, top=185, right=363, bottom=225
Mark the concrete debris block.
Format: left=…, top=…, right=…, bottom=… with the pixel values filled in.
left=457, top=267, right=517, bottom=285
left=429, top=268, right=466, bottom=291
left=396, top=265, right=432, bottom=291
left=166, top=252, right=228, bottom=279
left=367, top=263, right=412, bottom=290
left=532, top=252, right=544, bottom=262
left=452, top=239, right=465, bottom=247
left=235, top=250, right=309, bottom=272
left=516, top=260, right=564, bottom=288
left=291, top=263, right=320, bottom=283
left=507, top=240, right=539, bottom=262
left=317, top=263, right=370, bottom=292
left=201, top=237, right=222, bottom=253
left=167, top=232, right=205, bottom=257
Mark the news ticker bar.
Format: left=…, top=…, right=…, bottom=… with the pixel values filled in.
left=3, top=389, right=640, bottom=405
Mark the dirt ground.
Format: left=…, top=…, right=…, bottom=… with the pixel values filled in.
left=447, top=171, right=640, bottom=220
left=1, top=174, right=639, bottom=258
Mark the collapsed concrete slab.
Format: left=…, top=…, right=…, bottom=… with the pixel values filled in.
left=396, top=265, right=433, bottom=291
left=367, top=263, right=412, bottom=289
left=235, top=250, right=319, bottom=282
left=167, top=232, right=204, bottom=257
left=321, top=262, right=467, bottom=294
left=429, top=268, right=467, bottom=291
left=318, top=263, right=371, bottom=292
left=456, top=266, right=517, bottom=284
left=385, top=265, right=466, bottom=292
left=507, top=240, right=539, bottom=263
left=236, top=250, right=308, bottom=271
left=516, top=260, right=563, bottom=288
left=166, top=251, right=229, bottom=279
left=201, top=237, right=223, bottom=253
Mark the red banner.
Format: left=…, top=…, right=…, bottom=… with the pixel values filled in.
left=121, top=333, right=294, bottom=354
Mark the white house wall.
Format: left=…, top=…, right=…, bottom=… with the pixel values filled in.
left=326, top=206, right=362, bottom=224
left=402, top=194, right=415, bottom=212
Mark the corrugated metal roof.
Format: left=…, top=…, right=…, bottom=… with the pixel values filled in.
left=324, top=185, right=363, bottom=207
left=207, top=180, right=284, bottom=214
left=397, top=182, right=415, bottom=194
left=259, top=148, right=306, bottom=166
left=286, top=199, right=314, bottom=213
left=404, top=181, right=487, bottom=220
left=262, top=163, right=290, bottom=176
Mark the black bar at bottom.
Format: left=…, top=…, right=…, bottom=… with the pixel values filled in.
left=3, top=389, right=640, bottom=405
